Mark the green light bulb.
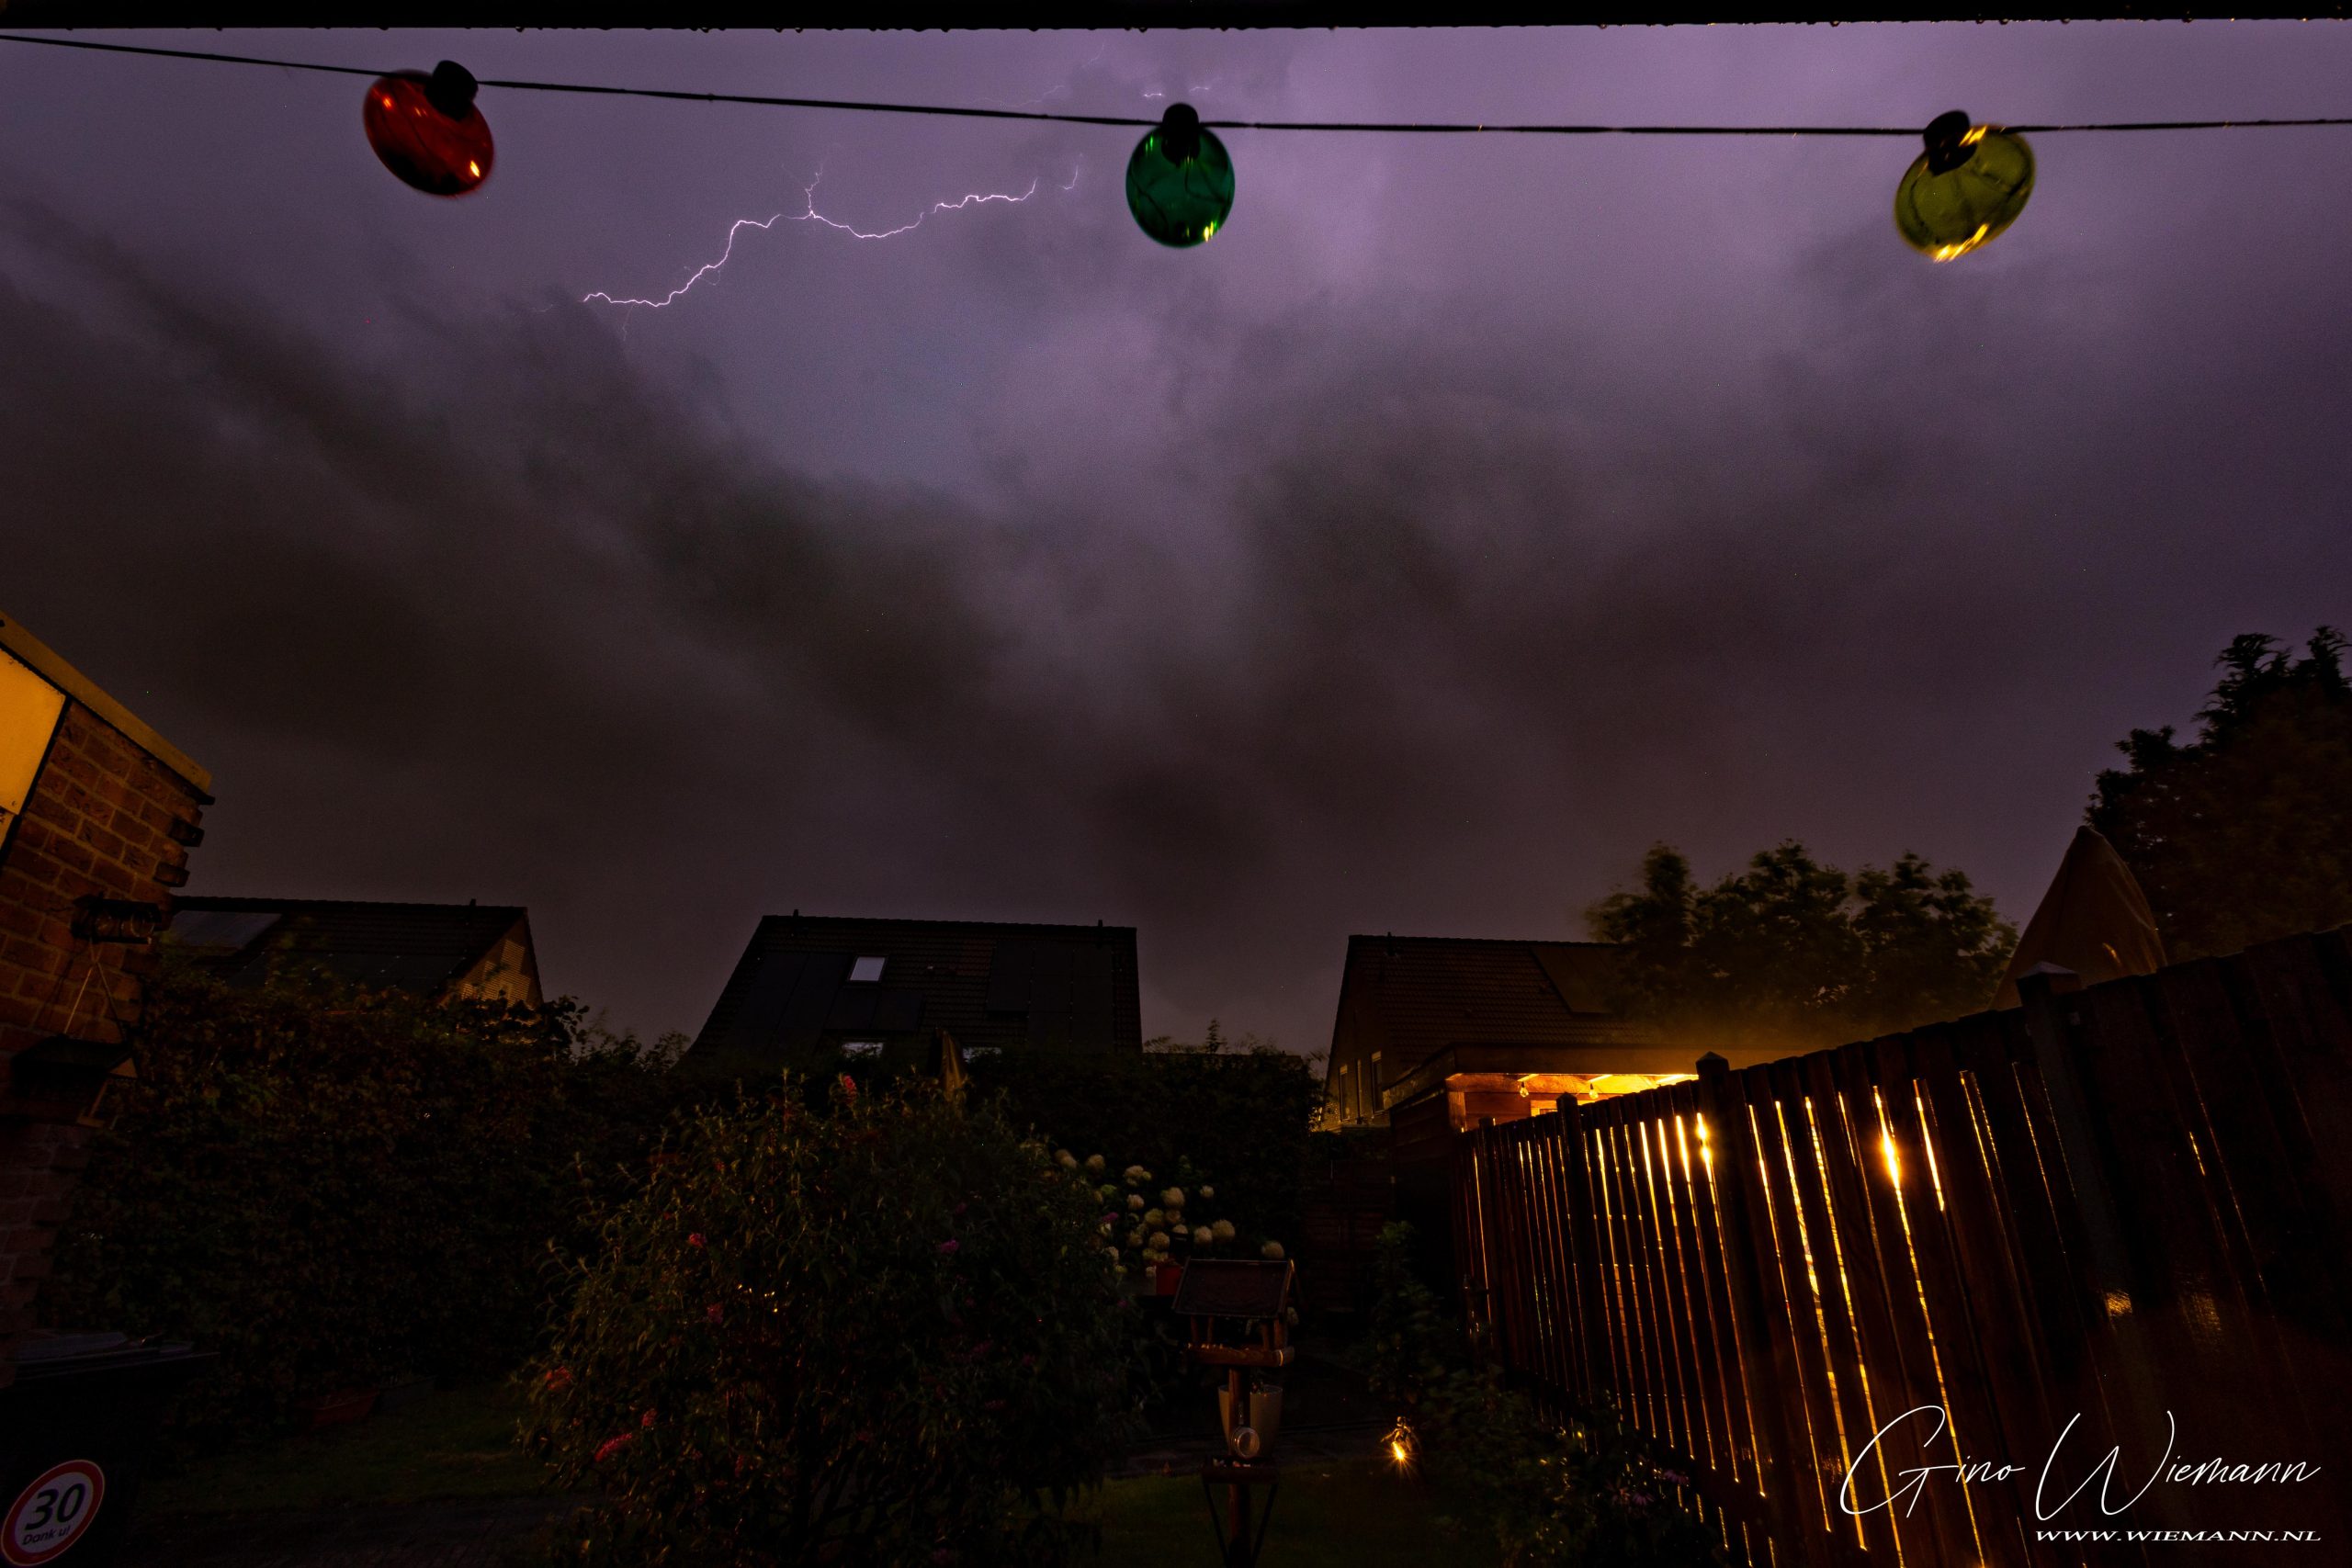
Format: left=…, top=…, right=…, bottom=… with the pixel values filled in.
left=1894, top=111, right=2034, bottom=261
left=1126, top=104, right=1235, bottom=248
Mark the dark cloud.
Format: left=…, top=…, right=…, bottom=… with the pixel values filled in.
left=6, top=28, right=2352, bottom=1054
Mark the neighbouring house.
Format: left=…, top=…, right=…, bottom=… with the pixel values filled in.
left=1320, top=933, right=1745, bottom=1136
left=164, top=897, right=543, bottom=1007
left=0, top=612, right=210, bottom=1389
left=1313, top=933, right=1781, bottom=1299
left=681, top=914, right=1141, bottom=1077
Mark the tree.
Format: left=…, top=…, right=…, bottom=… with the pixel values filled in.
left=1585, top=841, right=2015, bottom=1051
left=2090, top=628, right=2352, bottom=960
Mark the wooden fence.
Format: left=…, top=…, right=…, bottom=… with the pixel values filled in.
left=1451, top=931, right=2352, bottom=1566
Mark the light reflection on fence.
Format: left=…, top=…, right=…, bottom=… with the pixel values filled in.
left=1452, top=930, right=2352, bottom=1567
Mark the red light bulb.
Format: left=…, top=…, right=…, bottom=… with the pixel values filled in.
left=363, top=62, right=493, bottom=197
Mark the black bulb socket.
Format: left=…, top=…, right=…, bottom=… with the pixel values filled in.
left=1923, top=110, right=1976, bottom=175
left=1158, top=103, right=1203, bottom=164
left=425, top=61, right=481, bottom=121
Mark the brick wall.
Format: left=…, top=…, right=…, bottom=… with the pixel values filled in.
left=0, top=619, right=209, bottom=1390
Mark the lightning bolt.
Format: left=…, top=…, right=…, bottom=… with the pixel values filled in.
left=582, top=164, right=1083, bottom=311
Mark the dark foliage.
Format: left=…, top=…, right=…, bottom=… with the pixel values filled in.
left=1363, top=1223, right=1724, bottom=1568
left=37, top=958, right=695, bottom=1443
left=1586, top=842, right=2015, bottom=1051
left=520, top=1078, right=1136, bottom=1568
left=2091, top=628, right=2352, bottom=959
left=969, top=1031, right=1322, bottom=1260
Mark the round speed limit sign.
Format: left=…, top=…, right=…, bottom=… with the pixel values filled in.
left=3, top=1461, right=106, bottom=1566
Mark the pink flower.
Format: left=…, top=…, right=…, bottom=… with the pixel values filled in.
left=640, top=1409, right=658, bottom=1428
left=707, top=1303, right=725, bottom=1325
left=838, top=1074, right=857, bottom=1100
left=982, top=1398, right=1007, bottom=1412
left=594, top=1433, right=634, bottom=1464
left=544, top=1367, right=573, bottom=1390
left=938, top=1239, right=960, bottom=1256
left=687, top=1234, right=706, bottom=1248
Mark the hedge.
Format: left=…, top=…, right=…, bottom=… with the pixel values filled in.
left=37, top=958, right=694, bottom=1442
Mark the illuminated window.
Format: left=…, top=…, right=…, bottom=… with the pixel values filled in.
left=0, top=648, right=66, bottom=860
left=849, top=955, right=886, bottom=983
left=842, top=1040, right=885, bottom=1058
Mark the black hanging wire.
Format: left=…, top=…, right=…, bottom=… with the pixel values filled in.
left=6, top=31, right=2352, bottom=137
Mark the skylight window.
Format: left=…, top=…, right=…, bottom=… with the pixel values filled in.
left=842, top=1040, right=885, bottom=1058
left=849, top=955, right=886, bottom=983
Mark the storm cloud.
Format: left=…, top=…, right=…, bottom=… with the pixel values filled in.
left=5, top=26, right=2350, bottom=1048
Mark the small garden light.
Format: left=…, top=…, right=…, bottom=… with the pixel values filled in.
left=1385, top=1417, right=1419, bottom=1475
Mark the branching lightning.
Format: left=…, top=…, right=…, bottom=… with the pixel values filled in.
left=583, top=164, right=1083, bottom=311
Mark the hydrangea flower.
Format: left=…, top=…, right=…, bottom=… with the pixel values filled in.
left=1261, top=1241, right=1284, bottom=1259
left=1160, top=1188, right=1185, bottom=1209
left=1084, top=1154, right=1105, bottom=1172
left=1143, top=1208, right=1164, bottom=1227
left=1055, top=1150, right=1078, bottom=1169
left=1125, top=1194, right=1146, bottom=1211
left=1198, top=1184, right=1215, bottom=1200
left=1212, top=1220, right=1236, bottom=1242
left=1192, top=1225, right=1214, bottom=1247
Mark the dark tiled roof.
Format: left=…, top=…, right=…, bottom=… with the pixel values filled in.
left=166, top=896, right=536, bottom=1001
left=684, top=914, right=1142, bottom=1075
left=1325, top=935, right=1662, bottom=1113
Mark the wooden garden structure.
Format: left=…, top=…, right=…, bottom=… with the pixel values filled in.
left=1451, top=931, right=2352, bottom=1565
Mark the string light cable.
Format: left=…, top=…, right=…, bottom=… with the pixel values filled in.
left=7, top=29, right=2352, bottom=254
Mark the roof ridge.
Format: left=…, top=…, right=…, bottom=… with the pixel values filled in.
left=1345, top=933, right=1620, bottom=949
left=175, top=896, right=526, bottom=916
left=754, top=914, right=1136, bottom=934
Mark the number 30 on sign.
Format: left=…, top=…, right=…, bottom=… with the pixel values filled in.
left=4, top=1461, right=105, bottom=1566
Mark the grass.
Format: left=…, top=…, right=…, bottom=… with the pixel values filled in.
left=141, top=1381, right=554, bottom=1516
left=1094, top=1454, right=1498, bottom=1568
left=140, top=1390, right=1496, bottom=1566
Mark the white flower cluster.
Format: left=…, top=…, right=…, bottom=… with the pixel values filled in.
left=1086, top=1156, right=1283, bottom=1283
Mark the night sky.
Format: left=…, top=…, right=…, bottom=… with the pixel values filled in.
left=5, top=26, right=2349, bottom=1052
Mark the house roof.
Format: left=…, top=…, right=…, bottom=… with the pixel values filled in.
left=684, top=914, right=1142, bottom=1074
left=0, top=611, right=210, bottom=796
left=1325, top=933, right=1668, bottom=1104
left=166, top=896, right=533, bottom=998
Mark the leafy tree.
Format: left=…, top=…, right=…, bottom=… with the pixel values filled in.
left=521, top=1078, right=1135, bottom=1567
left=2090, top=628, right=2352, bottom=959
left=1585, top=842, right=2015, bottom=1050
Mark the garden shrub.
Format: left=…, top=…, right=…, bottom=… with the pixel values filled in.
left=38, top=958, right=692, bottom=1443
left=1364, top=1222, right=1725, bottom=1568
left=520, top=1076, right=1136, bottom=1568
left=973, top=1035, right=1319, bottom=1258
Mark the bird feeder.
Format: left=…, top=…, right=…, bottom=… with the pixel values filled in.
left=1172, top=1258, right=1295, bottom=1567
